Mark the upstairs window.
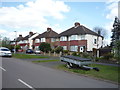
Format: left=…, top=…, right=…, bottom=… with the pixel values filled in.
left=70, top=35, right=78, bottom=40
left=35, top=39, right=40, bottom=43
left=81, top=35, right=85, bottom=40
left=60, top=36, right=67, bottom=41
left=94, top=39, right=97, bottom=44
left=41, top=38, right=46, bottom=42
left=51, top=38, right=56, bottom=42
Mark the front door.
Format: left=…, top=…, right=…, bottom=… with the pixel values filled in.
left=80, top=46, right=84, bottom=52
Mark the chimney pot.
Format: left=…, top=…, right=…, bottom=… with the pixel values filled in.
left=47, top=27, right=52, bottom=31
left=74, top=22, right=80, bottom=27
left=29, top=32, right=33, bottom=35
left=19, top=34, right=22, bottom=37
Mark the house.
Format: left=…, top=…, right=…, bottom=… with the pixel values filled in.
left=19, top=32, right=39, bottom=50
left=59, top=22, right=103, bottom=52
left=10, top=32, right=39, bottom=50
left=10, top=34, right=23, bottom=46
left=33, top=28, right=59, bottom=50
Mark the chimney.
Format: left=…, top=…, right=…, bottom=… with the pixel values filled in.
left=47, top=27, right=52, bottom=32
left=29, top=32, right=33, bottom=35
left=74, top=22, right=80, bottom=28
left=19, top=34, right=22, bottom=38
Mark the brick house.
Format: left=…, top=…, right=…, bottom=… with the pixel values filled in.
left=10, top=34, right=23, bottom=46
left=59, top=22, right=103, bottom=52
left=10, top=32, right=39, bottom=50
left=33, top=28, right=59, bottom=50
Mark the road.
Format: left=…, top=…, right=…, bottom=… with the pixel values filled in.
left=1, top=57, right=119, bottom=89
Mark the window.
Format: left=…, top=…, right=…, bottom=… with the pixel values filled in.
left=70, top=46, right=78, bottom=52
left=41, top=38, right=46, bottom=42
left=70, top=35, right=78, bottom=40
left=23, top=40, right=28, bottom=43
left=35, top=39, right=40, bottom=43
left=60, top=36, right=67, bottom=41
left=62, top=46, right=67, bottom=50
left=81, top=35, right=85, bottom=40
left=94, top=39, right=97, bottom=44
left=51, top=38, right=56, bottom=42
left=35, top=46, right=39, bottom=50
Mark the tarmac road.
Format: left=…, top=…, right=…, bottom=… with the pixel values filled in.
left=1, top=57, right=118, bottom=89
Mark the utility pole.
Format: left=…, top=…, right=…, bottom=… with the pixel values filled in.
left=14, top=31, right=17, bottom=54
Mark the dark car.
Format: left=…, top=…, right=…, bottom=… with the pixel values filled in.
left=26, top=49, right=34, bottom=54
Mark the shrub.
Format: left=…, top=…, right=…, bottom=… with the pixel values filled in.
left=51, top=49, right=55, bottom=53
left=39, top=43, right=51, bottom=53
left=72, top=52, right=77, bottom=56
left=63, top=50, right=69, bottom=54
left=55, top=46, right=63, bottom=54
left=103, top=53, right=114, bottom=60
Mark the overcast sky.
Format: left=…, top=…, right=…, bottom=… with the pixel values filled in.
left=0, top=0, right=119, bottom=46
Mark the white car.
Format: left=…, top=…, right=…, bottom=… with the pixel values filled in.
left=34, top=50, right=41, bottom=54
left=0, top=47, right=12, bottom=57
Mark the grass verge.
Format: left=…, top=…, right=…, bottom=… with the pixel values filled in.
left=12, top=53, right=48, bottom=59
left=32, top=60, right=59, bottom=63
left=57, top=64, right=120, bottom=83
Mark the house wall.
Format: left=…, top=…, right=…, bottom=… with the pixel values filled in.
left=29, top=33, right=39, bottom=49
left=85, top=34, right=103, bottom=51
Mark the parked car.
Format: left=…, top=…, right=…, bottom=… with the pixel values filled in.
left=34, top=50, right=41, bottom=54
left=0, top=47, right=12, bottom=57
left=26, top=49, right=34, bottom=54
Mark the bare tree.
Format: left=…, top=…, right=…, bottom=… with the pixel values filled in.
left=93, top=27, right=107, bottom=39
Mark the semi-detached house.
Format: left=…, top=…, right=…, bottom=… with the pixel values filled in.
left=59, top=22, right=103, bottom=52
left=10, top=22, right=103, bottom=52
left=11, top=32, right=39, bottom=51
left=33, top=28, right=59, bottom=50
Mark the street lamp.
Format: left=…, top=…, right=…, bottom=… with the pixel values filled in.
left=14, top=31, right=17, bottom=54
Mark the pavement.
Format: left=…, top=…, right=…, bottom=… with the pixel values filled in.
left=1, top=57, right=119, bottom=89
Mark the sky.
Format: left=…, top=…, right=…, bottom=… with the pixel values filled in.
left=0, top=0, right=119, bottom=46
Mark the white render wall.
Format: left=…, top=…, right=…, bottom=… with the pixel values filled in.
left=29, top=33, right=39, bottom=49
left=85, top=34, right=103, bottom=51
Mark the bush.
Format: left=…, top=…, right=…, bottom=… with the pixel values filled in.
left=39, top=43, right=51, bottom=53
left=103, top=53, right=114, bottom=60
left=63, top=50, right=69, bottom=54
left=51, top=49, right=55, bottom=53
left=72, top=52, right=77, bottom=56
left=55, top=46, right=63, bottom=54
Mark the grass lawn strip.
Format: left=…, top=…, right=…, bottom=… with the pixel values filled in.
left=57, top=64, right=119, bottom=83
left=12, top=54, right=48, bottom=59
left=32, top=60, right=59, bottom=63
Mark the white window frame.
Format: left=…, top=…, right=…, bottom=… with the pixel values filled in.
left=81, top=35, right=85, bottom=40
left=51, top=38, right=56, bottom=42
left=62, top=46, right=67, bottom=50
left=35, top=39, right=40, bottom=43
left=60, top=36, right=67, bottom=41
left=41, top=38, right=46, bottom=42
left=70, top=35, right=78, bottom=40
left=70, top=46, right=78, bottom=52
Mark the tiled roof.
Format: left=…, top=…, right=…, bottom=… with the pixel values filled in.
left=59, top=25, right=103, bottom=37
left=22, top=33, right=35, bottom=40
left=33, top=29, right=59, bottom=39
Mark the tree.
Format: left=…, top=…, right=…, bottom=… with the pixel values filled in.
left=1, top=37, right=11, bottom=48
left=111, top=17, right=120, bottom=60
left=39, top=42, right=51, bottom=53
left=93, top=27, right=107, bottom=38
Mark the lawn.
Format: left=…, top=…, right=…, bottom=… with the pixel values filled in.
left=32, top=60, right=59, bottom=63
left=57, top=64, right=120, bottom=83
left=12, top=53, right=48, bottom=59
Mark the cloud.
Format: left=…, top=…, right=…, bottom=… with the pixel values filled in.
left=106, top=0, right=118, bottom=20
left=0, top=0, right=70, bottom=29
left=0, top=29, right=7, bottom=34
left=103, top=0, right=118, bottom=45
